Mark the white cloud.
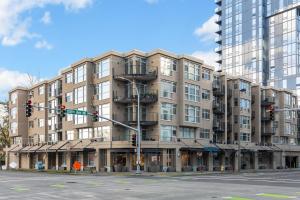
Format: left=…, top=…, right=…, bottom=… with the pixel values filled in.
left=0, top=0, right=93, bottom=46
left=35, top=40, right=53, bottom=50
left=145, top=0, right=159, bottom=4
left=192, top=50, right=218, bottom=67
left=0, top=68, right=40, bottom=100
left=41, top=11, right=51, bottom=24
left=194, top=15, right=218, bottom=42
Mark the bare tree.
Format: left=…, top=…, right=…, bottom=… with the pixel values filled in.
left=0, top=102, right=10, bottom=165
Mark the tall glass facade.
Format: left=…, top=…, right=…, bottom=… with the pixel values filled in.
left=216, top=0, right=300, bottom=102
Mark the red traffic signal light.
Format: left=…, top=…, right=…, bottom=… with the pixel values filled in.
left=131, top=134, right=137, bottom=147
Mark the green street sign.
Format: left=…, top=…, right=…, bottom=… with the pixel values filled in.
left=66, top=109, right=88, bottom=115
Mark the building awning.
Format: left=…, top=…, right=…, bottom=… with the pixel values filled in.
left=9, top=145, right=24, bottom=153
left=36, top=144, right=53, bottom=152
left=20, top=145, right=34, bottom=153
left=203, top=146, right=220, bottom=152
left=48, top=141, right=69, bottom=152
left=215, top=144, right=237, bottom=150
left=28, top=144, right=45, bottom=152
left=7, top=144, right=21, bottom=152
left=70, top=140, right=92, bottom=152
left=180, top=147, right=203, bottom=152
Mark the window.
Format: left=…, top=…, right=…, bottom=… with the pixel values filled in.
left=200, top=128, right=210, bottom=139
left=11, top=92, right=17, bottom=104
left=160, top=57, right=176, bottom=76
left=240, top=99, right=250, bottom=111
left=160, top=80, right=176, bottom=98
left=202, top=109, right=210, bottom=120
left=185, top=105, right=200, bottom=123
left=48, top=133, right=57, bottom=142
left=94, top=126, right=110, bottom=141
left=74, top=65, right=86, bottom=84
left=65, top=92, right=73, bottom=103
left=240, top=81, right=250, bottom=94
left=202, top=69, right=211, bottom=80
left=78, top=128, right=93, bottom=139
left=240, top=133, right=250, bottom=142
left=48, top=116, right=57, bottom=130
left=95, top=81, right=110, bottom=100
left=202, top=89, right=210, bottom=100
left=39, top=135, right=45, bottom=143
left=38, top=119, right=44, bottom=128
left=97, top=59, right=110, bottom=78
left=98, top=104, right=110, bottom=122
left=240, top=116, right=250, bottom=129
left=65, top=72, right=73, bottom=84
left=161, top=103, right=176, bottom=120
left=10, top=122, right=17, bottom=134
left=11, top=107, right=17, bottom=119
left=184, top=62, right=200, bottom=81
left=74, top=107, right=87, bottom=125
left=160, top=125, right=176, bottom=141
left=49, top=82, right=57, bottom=97
left=185, top=83, right=201, bottom=102
left=66, top=130, right=74, bottom=140
left=74, top=86, right=86, bottom=104
left=66, top=114, right=73, bottom=122
left=180, top=127, right=195, bottom=139
left=28, top=121, right=34, bottom=128
left=38, top=86, right=44, bottom=95
left=38, top=103, right=44, bottom=111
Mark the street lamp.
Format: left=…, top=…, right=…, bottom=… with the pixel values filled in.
left=119, top=77, right=141, bottom=174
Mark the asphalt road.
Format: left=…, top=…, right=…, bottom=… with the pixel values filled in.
left=0, top=170, right=300, bottom=200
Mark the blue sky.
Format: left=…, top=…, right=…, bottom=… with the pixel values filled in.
left=0, top=0, right=217, bottom=100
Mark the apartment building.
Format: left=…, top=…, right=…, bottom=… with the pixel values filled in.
left=5, top=49, right=300, bottom=173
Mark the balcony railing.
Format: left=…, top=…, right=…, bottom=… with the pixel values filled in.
left=113, top=90, right=158, bottom=104
left=213, top=83, right=225, bottom=97
left=215, top=7, right=222, bottom=15
left=261, top=97, right=275, bottom=106
left=213, top=101, right=225, bottom=115
left=261, top=127, right=276, bottom=136
left=113, top=67, right=158, bottom=81
left=213, top=120, right=225, bottom=133
left=113, top=112, right=158, bottom=126
left=227, top=123, right=232, bottom=133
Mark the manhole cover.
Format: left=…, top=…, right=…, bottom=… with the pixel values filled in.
left=66, top=181, right=77, bottom=184
left=124, top=189, right=131, bottom=191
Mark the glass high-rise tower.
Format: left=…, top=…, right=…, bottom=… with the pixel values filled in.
left=215, top=0, right=300, bottom=101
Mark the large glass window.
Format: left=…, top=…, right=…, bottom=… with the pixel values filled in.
left=202, top=69, right=211, bottom=80
left=38, top=119, right=44, bottom=127
left=202, top=109, right=210, bottom=120
left=11, top=92, right=17, bottom=104
left=184, top=62, right=200, bottom=81
left=74, top=107, right=87, bottom=125
left=200, top=128, right=210, bottom=139
left=38, top=86, right=44, bottom=95
left=185, top=105, right=200, bottom=123
left=94, top=126, right=110, bottom=141
left=65, top=92, right=73, bottom=103
left=11, top=107, right=17, bottom=119
left=79, top=128, right=93, bottom=139
left=160, top=125, right=176, bottom=141
left=160, top=80, right=176, bottom=98
left=10, top=122, right=17, bottom=134
left=160, top=103, right=176, bottom=120
left=97, top=59, right=110, bottom=78
left=65, top=72, right=73, bottom=84
left=96, top=81, right=110, bottom=100
left=180, top=127, right=195, bottom=139
left=240, top=81, right=250, bottom=94
left=74, top=86, right=86, bottom=104
left=240, top=133, right=250, bottom=142
left=160, top=57, right=176, bottom=76
left=48, top=133, right=57, bottom=142
left=240, top=116, right=250, bottom=129
left=98, top=104, right=110, bottom=122
left=66, top=130, right=74, bottom=140
left=202, top=89, right=211, bottom=100
left=240, top=99, right=250, bottom=111
left=48, top=116, right=57, bottom=130
left=74, top=65, right=86, bottom=84
left=185, top=83, right=201, bottom=102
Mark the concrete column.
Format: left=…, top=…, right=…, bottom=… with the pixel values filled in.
left=175, top=148, right=181, bottom=172
left=106, top=149, right=111, bottom=172
left=44, top=153, right=48, bottom=170
left=254, top=152, right=259, bottom=170
left=95, top=149, right=100, bottom=172
left=142, top=152, right=146, bottom=172
left=221, top=153, right=226, bottom=172
left=80, top=152, right=84, bottom=171
left=55, top=152, right=59, bottom=170
left=282, top=154, right=286, bottom=169
left=162, top=149, right=168, bottom=169
left=208, top=152, right=214, bottom=172
left=234, top=151, right=239, bottom=172
left=66, top=152, right=71, bottom=171
left=272, top=152, right=280, bottom=170
left=191, top=152, right=197, bottom=172
left=126, top=152, right=131, bottom=171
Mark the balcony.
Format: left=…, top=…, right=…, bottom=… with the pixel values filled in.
left=213, top=120, right=225, bottom=133
left=113, top=67, right=158, bottom=81
left=215, top=16, right=222, bottom=25
left=261, top=113, right=271, bottom=122
left=216, top=56, right=222, bottom=64
left=213, top=82, right=225, bottom=97
left=215, top=27, right=222, bottom=35
left=113, top=112, right=158, bottom=126
left=214, top=46, right=222, bottom=54
left=213, top=101, right=225, bottom=115
left=214, top=0, right=221, bottom=5
left=215, top=36, right=222, bottom=44
left=215, top=7, right=222, bottom=15
left=113, top=90, right=158, bottom=104
left=261, top=127, right=276, bottom=136
left=261, top=97, right=275, bottom=107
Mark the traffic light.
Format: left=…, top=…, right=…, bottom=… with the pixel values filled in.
left=92, top=111, right=99, bottom=122
left=25, top=100, right=32, bottom=117
left=269, top=105, right=275, bottom=120
left=60, top=105, right=66, bottom=118
left=131, top=134, right=137, bottom=147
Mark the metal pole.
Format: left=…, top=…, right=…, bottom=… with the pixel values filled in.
left=238, top=138, right=241, bottom=173
left=135, top=80, right=141, bottom=174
